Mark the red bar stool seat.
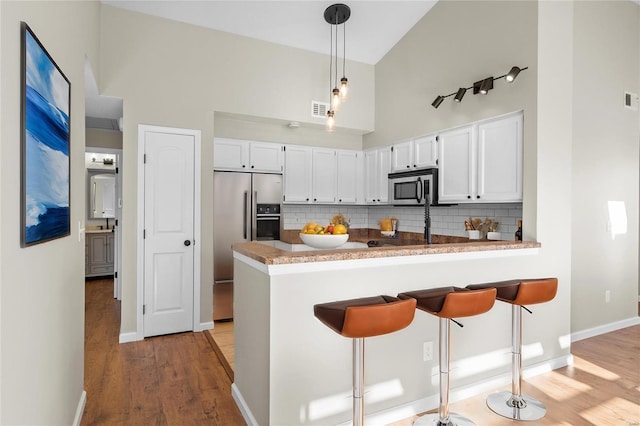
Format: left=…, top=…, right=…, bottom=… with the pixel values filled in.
left=398, top=287, right=497, bottom=426
left=467, top=278, right=558, bottom=421
left=314, top=295, right=416, bottom=426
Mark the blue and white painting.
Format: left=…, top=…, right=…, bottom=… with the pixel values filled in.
left=22, top=24, right=70, bottom=246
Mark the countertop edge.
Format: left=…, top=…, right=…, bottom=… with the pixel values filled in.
left=233, top=239, right=541, bottom=271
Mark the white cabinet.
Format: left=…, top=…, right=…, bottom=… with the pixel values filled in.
left=364, top=147, right=391, bottom=204
left=284, top=146, right=362, bottom=204
left=85, top=232, right=114, bottom=277
left=438, top=111, right=523, bottom=203
left=336, top=150, right=360, bottom=204
left=391, top=134, right=437, bottom=172
left=311, top=148, right=337, bottom=203
left=214, top=138, right=249, bottom=170
left=438, top=125, right=475, bottom=203
left=214, top=138, right=282, bottom=173
left=477, top=113, right=523, bottom=202
left=283, top=145, right=312, bottom=203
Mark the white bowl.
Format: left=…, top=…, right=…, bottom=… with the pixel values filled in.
left=299, top=233, right=349, bottom=249
left=380, top=230, right=395, bottom=237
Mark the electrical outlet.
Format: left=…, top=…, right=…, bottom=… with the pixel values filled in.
left=605, top=290, right=611, bottom=303
left=423, top=341, right=433, bottom=361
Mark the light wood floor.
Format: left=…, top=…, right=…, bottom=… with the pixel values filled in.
left=207, top=319, right=639, bottom=425
left=82, top=278, right=244, bottom=425
left=84, top=280, right=639, bottom=425
left=206, top=320, right=235, bottom=380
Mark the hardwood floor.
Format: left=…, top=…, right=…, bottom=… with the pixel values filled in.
left=82, top=278, right=244, bottom=425
left=206, top=321, right=235, bottom=381
left=83, top=279, right=639, bottom=425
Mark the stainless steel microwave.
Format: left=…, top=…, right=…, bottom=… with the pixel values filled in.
left=388, top=169, right=439, bottom=206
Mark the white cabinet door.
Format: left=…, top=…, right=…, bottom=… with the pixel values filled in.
left=312, top=148, right=337, bottom=203
left=283, top=145, right=312, bottom=203
left=391, top=140, right=413, bottom=172
left=250, top=142, right=282, bottom=173
left=477, top=113, right=523, bottom=202
left=336, top=150, right=358, bottom=203
left=378, top=147, right=391, bottom=203
left=214, top=138, right=249, bottom=170
left=364, top=149, right=379, bottom=203
left=414, top=134, right=438, bottom=168
left=438, top=125, right=475, bottom=203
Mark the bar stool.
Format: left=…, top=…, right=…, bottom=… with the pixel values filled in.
left=398, top=287, right=497, bottom=426
left=314, top=295, right=417, bottom=426
left=467, top=278, right=558, bottom=421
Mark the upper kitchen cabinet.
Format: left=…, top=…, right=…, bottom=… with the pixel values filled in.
left=438, top=111, right=523, bottom=203
left=336, top=150, right=362, bottom=204
left=283, top=145, right=312, bottom=203
left=283, top=146, right=363, bottom=204
left=390, top=135, right=438, bottom=172
left=477, top=112, right=523, bottom=202
left=364, top=147, right=391, bottom=204
left=311, top=148, right=337, bottom=203
left=214, top=138, right=282, bottom=173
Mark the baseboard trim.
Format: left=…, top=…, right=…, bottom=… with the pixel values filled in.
left=571, top=316, right=640, bottom=342
left=119, top=331, right=139, bottom=343
left=197, top=320, right=214, bottom=332
left=72, top=390, right=87, bottom=426
left=232, top=383, right=259, bottom=426
left=335, top=354, right=572, bottom=426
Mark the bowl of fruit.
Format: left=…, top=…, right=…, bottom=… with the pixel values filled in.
left=299, top=221, right=349, bottom=249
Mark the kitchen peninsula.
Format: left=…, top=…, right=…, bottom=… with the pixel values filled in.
left=230, top=235, right=569, bottom=426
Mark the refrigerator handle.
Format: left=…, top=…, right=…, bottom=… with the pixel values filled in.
left=243, top=191, right=249, bottom=240
left=252, top=191, right=258, bottom=241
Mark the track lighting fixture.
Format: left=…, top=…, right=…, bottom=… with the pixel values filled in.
left=432, top=96, right=445, bottom=108
left=430, top=65, right=528, bottom=109
left=454, top=88, right=467, bottom=102
left=506, top=66, right=521, bottom=82
left=324, top=3, right=351, bottom=129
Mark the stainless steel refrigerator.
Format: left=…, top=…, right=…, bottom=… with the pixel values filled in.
left=213, top=172, right=282, bottom=320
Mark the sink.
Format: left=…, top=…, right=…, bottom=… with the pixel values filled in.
left=366, top=239, right=427, bottom=247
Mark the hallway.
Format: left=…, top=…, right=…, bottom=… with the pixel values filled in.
left=82, top=278, right=244, bottom=425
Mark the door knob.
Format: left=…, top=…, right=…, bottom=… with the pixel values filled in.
left=184, top=240, right=191, bottom=246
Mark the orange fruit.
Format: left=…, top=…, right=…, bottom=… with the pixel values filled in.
left=334, top=224, right=347, bottom=235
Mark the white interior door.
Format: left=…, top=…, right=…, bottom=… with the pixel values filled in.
left=143, top=129, right=195, bottom=337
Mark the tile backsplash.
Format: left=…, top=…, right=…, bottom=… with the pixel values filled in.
left=283, top=203, right=523, bottom=240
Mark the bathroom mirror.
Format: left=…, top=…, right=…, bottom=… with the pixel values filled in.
left=88, top=171, right=116, bottom=219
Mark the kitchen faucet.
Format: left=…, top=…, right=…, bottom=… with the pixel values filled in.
left=424, top=194, right=432, bottom=244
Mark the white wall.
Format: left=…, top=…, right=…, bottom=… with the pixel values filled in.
left=571, top=1, right=639, bottom=331
left=86, top=128, right=123, bottom=150
left=98, top=5, right=375, bottom=334
left=0, top=1, right=100, bottom=423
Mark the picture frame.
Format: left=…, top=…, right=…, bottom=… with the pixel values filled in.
left=20, top=22, right=71, bottom=247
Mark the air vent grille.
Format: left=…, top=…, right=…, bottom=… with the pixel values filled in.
left=311, top=101, right=329, bottom=119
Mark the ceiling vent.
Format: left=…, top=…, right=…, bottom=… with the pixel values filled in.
left=311, top=101, right=330, bottom=119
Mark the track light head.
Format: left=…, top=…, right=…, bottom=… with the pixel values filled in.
left=454, top=88, right=467, bottom=102
left=432, top=96, right=444, bottom=109
left=506, top=66, right=521, bottom=82
left=479, top=77, right=494, bottom=94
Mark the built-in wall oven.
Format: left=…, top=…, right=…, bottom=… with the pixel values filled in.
left=388, top=168, right=440, bottom=206
left=255, top=203, right=281, bottom=240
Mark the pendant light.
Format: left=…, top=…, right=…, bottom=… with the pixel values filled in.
left=324, top=3, right=350, bottom=129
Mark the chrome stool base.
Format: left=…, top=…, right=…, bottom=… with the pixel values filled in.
left=414, top=412, right=476, bottom=426
left=486, top=391, right=546, bottom=421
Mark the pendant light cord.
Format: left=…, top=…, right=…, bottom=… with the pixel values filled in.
left=329, top=19, right=333, bottom=95
left=342, top=21, right=346, bottom=78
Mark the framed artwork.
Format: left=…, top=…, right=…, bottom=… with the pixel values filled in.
left=20, top=22, right=71, bottom=247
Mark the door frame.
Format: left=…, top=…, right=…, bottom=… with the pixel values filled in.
left=136, top=124, right=202, bottom=341
left=85, top=146, right=123, bottom=300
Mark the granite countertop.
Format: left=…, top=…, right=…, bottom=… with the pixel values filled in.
left=233, top=229, right=541, bottom=266
left=85, top=228, right=114, bottom=234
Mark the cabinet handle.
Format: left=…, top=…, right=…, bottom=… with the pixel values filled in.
left=413, top=164, right=416, bottom=168
left=242, top=164, right=246, bottom=168
left=406, top=165, right=410, bottom=169
left=467, top=195, right=471, bottom=199
left=339, top=199, right=342, bottom=202
left=251, top=165, right=254, bottom=169
left=306, top=198, right=309, bottom=202
left=313, top=198, right=317, bottom=202
left=476, top=195, right=480, bottom=199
